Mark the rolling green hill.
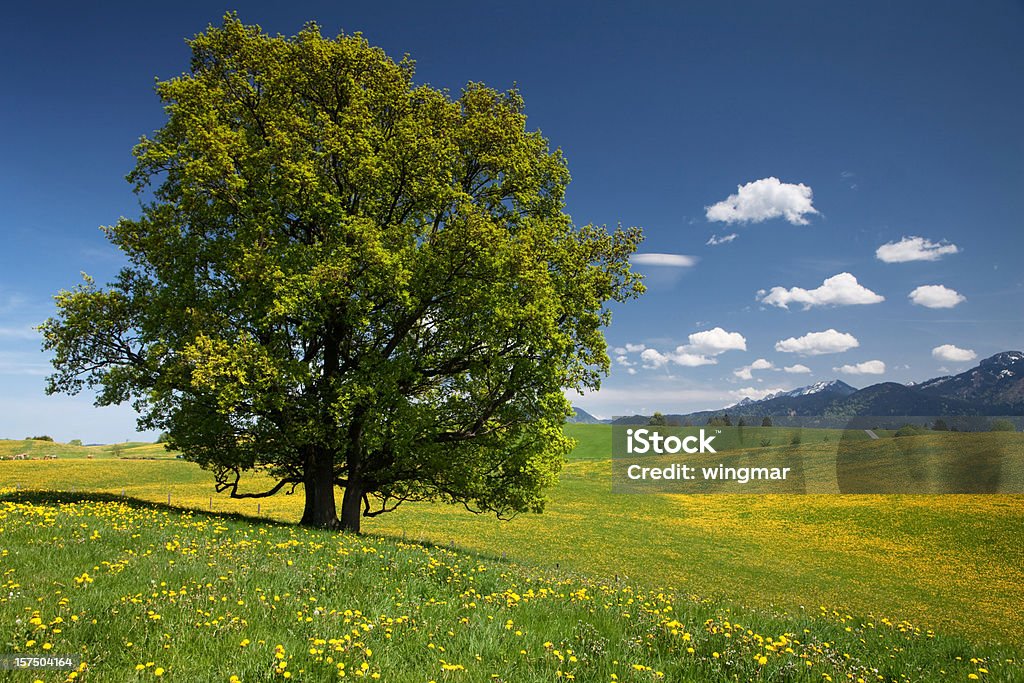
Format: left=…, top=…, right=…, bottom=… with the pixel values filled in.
left=2, top=426, right=1022, bottom=656
left=1, top=489, right=1020, bottom=681
left=0, top=439, right=175, bottom=460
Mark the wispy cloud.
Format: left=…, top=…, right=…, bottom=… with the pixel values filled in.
left=0, top=326, right=41, bottom=340
left=834, top=360, right=886, bottom=375
left=641, top=348, right=716, bottom=369
left=876, top=236, right=959, bottom=263
left=730, top=386, right=787, bottom=401
left=613, top=343, right=647, bottom=355
left=567, top=385, right=739, bottom=416
left=706, top=233, right=738, bottom=246
left=631, top=253, right=697, bottom=267
left=0, top=290, right=28, bottom=315
left=0, top=351, right=51, bottom=376
left=783, top=364, right=812, bottom=374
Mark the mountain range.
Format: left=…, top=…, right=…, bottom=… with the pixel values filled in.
left=567, top=406, right=609, bottom=424
left=576, top=351, right=1024, bottom=426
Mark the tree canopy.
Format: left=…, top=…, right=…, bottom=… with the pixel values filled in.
left=41, top=15, right=643, bottom=532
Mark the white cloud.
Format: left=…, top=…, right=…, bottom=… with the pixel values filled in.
left=615, top=355, right=635, bottom=367
left=613, top=343, right=646, bottom=355
left=784, top=364, right=812, bottom=374
left=627, top=368, right=637, bottom=375
left=908, top=284, right=966, bottom=309
left=639, top=348, right=718, bottom=369
left=631, top=253, right=698, bottom=267
left=734, top=358, right=773, bottom=380
left=567, top=385, right=742, bottom=417
left=730, top=386, right=788, bottom=401
left=876, top=236, right=959, bottom=263
left=932, top=344, right=977, bottom=362
left=669, top=351, right=720, bottom=367
left=685, top=327, right=747, bottom=355
left=638, top=327, right=746, bottom=370
left=706, top=177, right=819, bottom=225
left=775, top=329, right=860, bottom=355
left=641, top=349, right=669, bottom=369
left=758, top=272, right=884, bottom=309
left=834, top=360, right=886, bottom=375
left=706, top=233, right=738, bottom=246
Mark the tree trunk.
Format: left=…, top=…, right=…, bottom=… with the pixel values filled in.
left=338, top=407, right=366, bottom=533
left=339, top=478, right=362, bottom=534
left=300, top=446, right=340, bottom=529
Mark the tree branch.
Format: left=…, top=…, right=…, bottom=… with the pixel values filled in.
left=214, top=467, right=299, bottom=499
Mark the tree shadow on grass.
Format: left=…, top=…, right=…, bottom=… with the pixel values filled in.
left=0, top=488, right=296, bottom=529
left=0, top=488, right=528, bottom=568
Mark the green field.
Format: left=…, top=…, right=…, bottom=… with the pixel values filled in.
left=0, top=439, right=175, bottom=460
left=1, top=426, right=1022, bottom=681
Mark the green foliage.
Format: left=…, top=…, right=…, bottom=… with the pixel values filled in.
left=69, top=439, right=83, bottom=446
left=932, top=418, right=949, bottom=431
left=761, top=416, right=773, bottom=427
left=990, top=419, right=1016, bottom=432
left=895, top=424, right=924, bottom=438
left=789, top=431, right=802, bottom=445
left=647, top=411, right=667, bottom=426
left=39, top=15, right=643, bottom=532
left=27, top=435, right=54, bottom=441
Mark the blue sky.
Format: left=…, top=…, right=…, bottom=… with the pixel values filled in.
left=1, top=1, right=1021, bottom=439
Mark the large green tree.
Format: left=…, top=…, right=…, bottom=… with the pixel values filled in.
left=41, top=16, right=643, bottom=532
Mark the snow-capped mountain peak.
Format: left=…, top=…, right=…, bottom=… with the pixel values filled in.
left=981, top=351, right=1024, bottom=368
left=784, top=380, right=857, bottom=397
left=728, top=380, right=856, bottom=409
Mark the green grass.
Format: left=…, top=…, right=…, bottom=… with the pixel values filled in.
left=0, top=490, right=1019, bottom=682
left=1, top=427, right=1022, bottom=681
left=0, top=439, right=175, bottom=460
left=561, top=424, right=875, bottom=461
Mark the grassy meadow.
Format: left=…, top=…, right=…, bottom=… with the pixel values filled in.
left=0, top=440, right=175, bottom=461
left=0, top=426, right=1022, bottom=681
